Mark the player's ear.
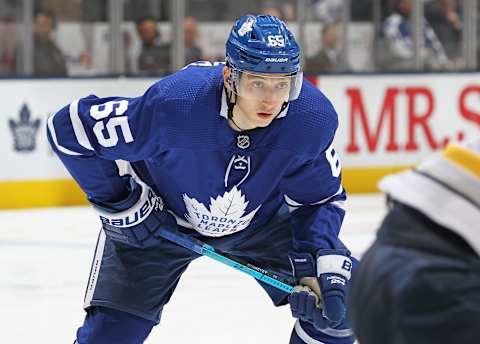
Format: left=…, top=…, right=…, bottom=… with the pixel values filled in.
left=223, top=66, right=229, bottom=81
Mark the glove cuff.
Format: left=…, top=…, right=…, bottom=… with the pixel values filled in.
left=316, top=250, right=352, bottom=280
left=92, top=178, right=165, bottom=228
left=288, top=252, right=316, bottom=279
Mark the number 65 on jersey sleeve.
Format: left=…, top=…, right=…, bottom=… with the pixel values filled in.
left=48, top=87, right=164, bottom=162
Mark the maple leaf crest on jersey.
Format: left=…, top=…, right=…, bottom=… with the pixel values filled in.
left=183, top=186, right=261, bottom=237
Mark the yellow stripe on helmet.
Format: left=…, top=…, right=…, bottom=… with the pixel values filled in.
left=442, top=145, right=480, bottom=179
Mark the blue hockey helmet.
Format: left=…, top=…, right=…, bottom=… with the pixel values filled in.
left=225, top=14, right=303, bottom=102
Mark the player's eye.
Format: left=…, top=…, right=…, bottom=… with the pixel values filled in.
left=251, top=80, right=265, bottom=88
left=276, top=81, right=289, bottom=90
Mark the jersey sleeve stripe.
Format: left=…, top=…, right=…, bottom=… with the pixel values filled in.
left=329, top=200, right=346, bottom=210
left=284, top=185, right=345, bottom=213
left=294, top=320, right=353, bottom=341
left=47, top=113, right=83, bottom=156
left=69, top=99, right=94, bottom=151
left=310, top=185, right=344, bottom=205
left=284, top=194, right=303, bottom=206
left=283, top=194, right=303, bottom=213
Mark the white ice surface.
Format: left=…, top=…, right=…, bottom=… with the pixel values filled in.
left=0, top=194, right=387, bottom=344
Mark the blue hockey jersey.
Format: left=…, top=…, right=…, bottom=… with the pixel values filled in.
left=47, top=62, right=346, bottom=253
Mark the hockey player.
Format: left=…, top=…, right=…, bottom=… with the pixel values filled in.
left=47, top=14, right=356, bottom=344
left=349, top=136, right=480, bottom=344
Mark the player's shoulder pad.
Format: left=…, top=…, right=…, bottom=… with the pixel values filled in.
left=280, top=78, right=339, bottom=157
left=139, top=62, right=225, bottom=148
left=151, top=62, right=225, bottom=103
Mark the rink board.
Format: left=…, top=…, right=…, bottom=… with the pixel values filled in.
left=2, top=73, right=479, bottom=208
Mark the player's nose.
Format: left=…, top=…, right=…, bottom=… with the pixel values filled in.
left=260, top=94, right=276, bottom=107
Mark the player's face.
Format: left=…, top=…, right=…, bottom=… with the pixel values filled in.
left=235, top=89, right=286, bottom=129
left=224, top=68, right=291, bottom=130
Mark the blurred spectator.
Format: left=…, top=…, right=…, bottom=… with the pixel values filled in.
left=258, top=0, right=296, bottom=21
left=136, top=16, right=205, bottom=76
left=425, top=0, right=462, bottom=63
left=0, top=0, right=16, bottom=75
left=259, top=6, right=286, bottom=21
left=0, top=22, right=16, bottom=75
left=312, top=0, right=388, bottom=23
left=136, top=16, right=170, bottom=75
left=32, top=10, right=68, bottom=76
left=0, top=0, right=16, bottom=20
left=312, top=0, right=343, bottom=23
left=184, top=17, right=203, bottom=64
left=258, top=0, right=298, bottom=22
left=381, top=0, right=448, bottom=70
left=35, top=0, right=83, bottom=21
left=304, top=22, right=340, bottom=73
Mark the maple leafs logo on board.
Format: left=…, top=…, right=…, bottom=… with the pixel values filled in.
left=9, top=103, right=41, bottom=152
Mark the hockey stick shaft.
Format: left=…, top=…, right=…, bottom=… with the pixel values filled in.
left=156, top=226, right=295, bottom=294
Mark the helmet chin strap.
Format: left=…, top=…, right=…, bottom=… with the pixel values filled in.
left=225, top=86, right=246, bottom=132
left=224, top=86, right=289, bottom=132
left=275, top=101, right=289, bottom=120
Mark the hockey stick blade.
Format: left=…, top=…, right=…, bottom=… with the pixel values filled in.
left=156, top=226, right=295, bottom=294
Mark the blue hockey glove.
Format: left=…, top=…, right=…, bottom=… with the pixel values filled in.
left=90, top=177, right=177, bottom=248
left=288, top=249, right=353, bottom=330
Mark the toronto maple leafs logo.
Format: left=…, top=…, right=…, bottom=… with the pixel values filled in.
left=238, top=17, right=255, bottom=36
left=183, top=186, right=260, bottom=237
left=9, top=104, right=41, bottom=152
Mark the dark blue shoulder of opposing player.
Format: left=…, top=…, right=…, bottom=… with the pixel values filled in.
left=278, top=78, right=339, bottom=157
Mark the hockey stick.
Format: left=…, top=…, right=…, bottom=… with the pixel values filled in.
left=155, top=226, right=295, bottom=294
